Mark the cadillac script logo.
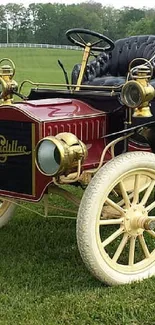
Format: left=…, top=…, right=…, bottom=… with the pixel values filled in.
left=0, top=135, right=31, bottom=163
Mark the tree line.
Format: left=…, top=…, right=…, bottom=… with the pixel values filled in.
left=0, top=2, right=155, bottom=44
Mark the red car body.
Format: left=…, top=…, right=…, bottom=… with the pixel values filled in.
left=1, top=29, right=155, bottom=286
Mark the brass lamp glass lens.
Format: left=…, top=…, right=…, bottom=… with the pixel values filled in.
left=123, top=83, right=142, bottom=108
left=37, top=139, right=61, bottom=175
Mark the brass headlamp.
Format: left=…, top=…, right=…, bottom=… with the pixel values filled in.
left=121, top=59, right=155, bottom=117
left=36, top=132, right=88, bottom=176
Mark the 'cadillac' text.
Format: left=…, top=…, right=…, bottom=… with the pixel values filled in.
left=0, top=135, right=31, bottom=163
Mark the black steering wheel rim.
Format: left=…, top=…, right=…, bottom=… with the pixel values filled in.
left=66, top=28, right=114, bottom=52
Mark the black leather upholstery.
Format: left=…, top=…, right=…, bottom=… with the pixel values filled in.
left=71, top=35, right=155, bottom=87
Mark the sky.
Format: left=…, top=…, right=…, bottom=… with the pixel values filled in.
left=1, top=0, right=155, bottom=10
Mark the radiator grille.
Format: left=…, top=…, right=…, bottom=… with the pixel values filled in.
left=46, top=118, right=105, bottom=140
left=0, top=121, right=34, bottom=195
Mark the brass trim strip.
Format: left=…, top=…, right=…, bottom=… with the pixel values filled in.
left=19, top=79, right=123, bottom=93
left=31, top=123, right=36, bottom=196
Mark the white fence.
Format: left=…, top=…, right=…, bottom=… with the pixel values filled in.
left=0, top=43, right=81, bottom=50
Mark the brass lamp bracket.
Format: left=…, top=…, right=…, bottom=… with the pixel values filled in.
left=0, top=58, right=18, bottom=105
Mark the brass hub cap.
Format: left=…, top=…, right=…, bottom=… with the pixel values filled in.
left=124, top=204, right=148, bottom=236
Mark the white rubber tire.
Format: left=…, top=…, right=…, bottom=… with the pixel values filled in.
left=0, top=199, right=15, bottom=228
left=77, top=151, right=155, bottom=285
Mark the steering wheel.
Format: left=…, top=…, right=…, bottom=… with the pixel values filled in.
left=66, top=28, right=114, bottom=52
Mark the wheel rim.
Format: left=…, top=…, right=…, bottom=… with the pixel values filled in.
left=96, top=168, right=155, bottom=273
left=0, top=199, right=12, bottom=217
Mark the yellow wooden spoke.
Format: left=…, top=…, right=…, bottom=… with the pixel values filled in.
left=128, top=236, right=136, bottom=266
left=138, top=234, right=150, bottom=258
left=99, top=218, right=123, bottom=226
left=117, top=182, right=151, bottom=207
left=112, top=233, right=129, bottom=262
left=146, top=230, right=155, bottom=238
left=102, top=227, right=124, bottom=248
left=119, top=181, right=130, bottom=209
left=141, top=180, right=155, bottom=206
left=106, top=198, right=124, bottom=215
left=132, top=174, right=140, bottom=204
left=146, top=201, right=155, bottom=213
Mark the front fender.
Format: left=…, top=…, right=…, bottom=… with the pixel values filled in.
left=139, top=125, right=155, bottom=153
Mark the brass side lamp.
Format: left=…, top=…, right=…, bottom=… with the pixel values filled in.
left=121, top=60, right=155, bottom=117
left=0, top=58, right=18, bottom=105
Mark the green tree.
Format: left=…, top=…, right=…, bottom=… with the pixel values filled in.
left=0, top=3, right=153, bottom=44
left=100, top=6, right=120, bottom=40
left=117, top=7, right=145, bottom=38
left=0, top=5, right=7, bottom=43
left=5, top=3, right=26, bottom=42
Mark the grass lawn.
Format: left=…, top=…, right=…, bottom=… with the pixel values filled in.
left=0, top=48, right=82, bottom=88
left=0, top=48, right=155, bottom=324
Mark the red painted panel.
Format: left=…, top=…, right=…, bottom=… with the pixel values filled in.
left=15, top=98, right=106, bottom=121
left=0, top=101, right=110, bottom=202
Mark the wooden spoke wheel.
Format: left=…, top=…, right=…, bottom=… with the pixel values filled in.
left=0, top=199, right=15, bottom=228
left=77, top=151, right=155, bottom=285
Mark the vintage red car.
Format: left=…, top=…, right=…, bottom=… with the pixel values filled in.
left=1, top=28, right=155, bottom=285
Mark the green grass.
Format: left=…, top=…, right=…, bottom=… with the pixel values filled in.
left=0, top=48, right=155, bottom=324
left=1, top=199, right=155, bottom=325
left=0, top=48, right=82, bottom=95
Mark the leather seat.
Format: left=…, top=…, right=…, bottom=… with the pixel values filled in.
left=71, top=35, right=155, bottom=87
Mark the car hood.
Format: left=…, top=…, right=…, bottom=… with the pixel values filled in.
left=14, top=98, right=105, bottom=122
